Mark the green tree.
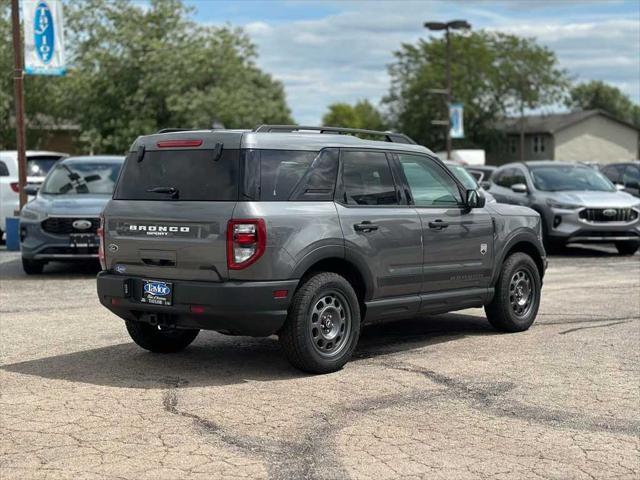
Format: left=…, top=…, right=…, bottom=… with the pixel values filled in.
left=322, top=99, right=387, bottom=131
left=384, top=31, right=569, bottom=151
left=1, top=0, right=292, bottom=153
left=567, top=80, right=640, bottom=127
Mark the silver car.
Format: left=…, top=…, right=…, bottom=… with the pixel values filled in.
left=20, top=155, right=124, bottom=273
left=488, top=161, right=640, bottom=254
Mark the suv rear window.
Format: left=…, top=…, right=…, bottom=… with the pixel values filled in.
left=114, top=149, right=239, bottom=201
left=27, top=156, right=64, bottom=176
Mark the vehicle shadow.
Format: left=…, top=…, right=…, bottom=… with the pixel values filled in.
left=0, top=255, right=100, bottom=280
left=548, top=243, right=633, bottom=258
left=1, top=312, right=494, bottom=388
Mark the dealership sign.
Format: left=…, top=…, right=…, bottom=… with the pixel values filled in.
left=449, top=103, right=464, bottom=139
left=23, top=0, right=66, bottom=76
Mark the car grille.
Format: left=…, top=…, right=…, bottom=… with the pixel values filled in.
left=41, top=217, right=100, bottom=234
left=579, top=208, right=638, bottom=223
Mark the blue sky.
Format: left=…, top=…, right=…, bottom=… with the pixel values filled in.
left=184, top=0, right=640, bottom=124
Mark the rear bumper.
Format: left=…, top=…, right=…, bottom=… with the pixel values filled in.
left=97, top=272, right=299, bottom=336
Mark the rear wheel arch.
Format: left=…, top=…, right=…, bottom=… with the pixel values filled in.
left=296, top=257, right=370, bottom=312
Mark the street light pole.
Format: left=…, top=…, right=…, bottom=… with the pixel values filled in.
left=11, top=0, right=27, bottom=211
left=444, top=27, right=452, bottom=160
left=424, top=19, right=470, bottom=161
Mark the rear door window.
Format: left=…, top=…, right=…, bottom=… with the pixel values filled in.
left=26, top=156, right=64, bottom=176
left=341, top=150, right=399, bottom=205
left=114, top=149, right=239, bottom=201
left=0, top=161, right=8, bottom=176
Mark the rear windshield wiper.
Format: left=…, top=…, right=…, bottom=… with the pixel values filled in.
left=146, top=186, right=179, bottom=199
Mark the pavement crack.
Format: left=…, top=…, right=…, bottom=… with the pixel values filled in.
left=385, top=361, right=640, bottom=437
left=559, top=320, right=633, bottom=335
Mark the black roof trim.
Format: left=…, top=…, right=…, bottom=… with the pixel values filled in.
left=253, top=125, right=417, bottom=144
left=155, top=128, right=200, bottom=134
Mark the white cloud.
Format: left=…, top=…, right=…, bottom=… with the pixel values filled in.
left=232, top=3, right=640, bottom=124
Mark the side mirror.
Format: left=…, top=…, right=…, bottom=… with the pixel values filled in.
left=511, top=183, right=528, bottom=194
left=23, top=184, right=40, bottom=196
left=614, top=183, right=625, bottom=191
left=466, top=189, right=485, bottom=209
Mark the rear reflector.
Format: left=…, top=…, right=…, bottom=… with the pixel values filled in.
left=111, top=298, right=121, bottom=306
left=190, top=305, right=206, bottom=314
left=156, top=139, right=203, bottom=148
left=273, top=290, right=288, bottom=299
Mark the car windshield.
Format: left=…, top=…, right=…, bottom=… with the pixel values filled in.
left=41, top=161, right=123, bottom=195
left=447, top=164, right=478, bottom=190
left=530, top=165, right=615, bottom=192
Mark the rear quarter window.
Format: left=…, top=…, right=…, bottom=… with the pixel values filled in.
left=241, top=149, right=338, bottom=201
left=114, top=149, right=239, bottom=201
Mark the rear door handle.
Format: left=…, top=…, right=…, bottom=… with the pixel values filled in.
left=428, top=220, right=449, bottom=230
left=354, top=221, right=379, bottom=232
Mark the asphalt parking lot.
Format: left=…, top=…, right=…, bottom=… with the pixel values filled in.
left=0, top=246, right=638, bottom=480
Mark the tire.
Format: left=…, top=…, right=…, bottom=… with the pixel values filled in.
left=485, top=252, right=541, bottom=333
left=615, top=241, right=639, bottom=256
left=22, top=257, right=45, bottom=275
left=279, top=272, right=361, bottom=374
left=125, top=320, right=199, bottom=353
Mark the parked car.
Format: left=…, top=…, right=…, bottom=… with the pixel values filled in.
left=96, top=125, right=546, bottom=374
left=19, top=155, right=125, bottom=274
left=465, top=165, right=497, bottom=188
left=488, top=161, right=640, bottom=254
left=443, top=161, right=496, bottom=203
left=599, top=162, right=640, bottom=198
left=0, top=150, right=67, bottom=241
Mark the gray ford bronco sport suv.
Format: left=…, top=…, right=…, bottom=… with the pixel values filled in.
left=97, top=125, right=546, bottom=373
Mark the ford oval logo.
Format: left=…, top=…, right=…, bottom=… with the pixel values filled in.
left=144, top=282, right=171, bottom=297
left=34, top=2, right=55, bottom=64
left=72, top=219, right=92, bottom=230
left=602, top=208, right=617, bottom=217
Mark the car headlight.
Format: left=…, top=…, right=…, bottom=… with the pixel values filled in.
left=20, top=207, right=42, bottom=221
left=546, top=199, right=581, bottom=210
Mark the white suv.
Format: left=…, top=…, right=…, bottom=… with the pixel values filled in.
left=0, top=151, right=68, bottom=241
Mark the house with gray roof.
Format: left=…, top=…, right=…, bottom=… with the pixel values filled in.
left=489, top=109, right=639, bottom=165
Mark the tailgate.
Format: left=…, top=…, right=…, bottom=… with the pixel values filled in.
left=104, top=200, right=235, bottom=281
left=103, top=139, right=241, bottom=282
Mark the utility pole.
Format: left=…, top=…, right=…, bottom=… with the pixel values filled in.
left=11, top=0, right=27, bottom=211
left=424, top=20, right=470, bottom=160
left=444, top=28, right=452, bottom=160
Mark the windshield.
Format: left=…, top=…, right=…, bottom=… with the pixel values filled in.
left=530, top=166, right=615, bottom=192
left=447, top=164, right=478, bottom=190
left=41, top=161, right=123, bottom=195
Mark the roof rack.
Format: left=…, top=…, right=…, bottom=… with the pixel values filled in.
left=253, top=125, right=417, bottom=144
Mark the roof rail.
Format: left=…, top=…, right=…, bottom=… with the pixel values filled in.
left=253, top=125, right=417, bottom=144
